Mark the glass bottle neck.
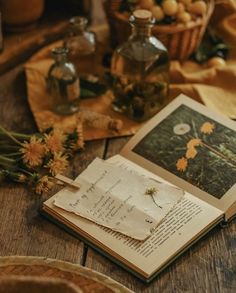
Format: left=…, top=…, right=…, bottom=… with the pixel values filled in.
left=71, top=24, right=86, bottom=35
left=69, top=17, right=87, bottom=35
left=54, top=55, right=67, bottom=64
left=52, top=47, right=68, bottom=64
left=131, top=25, right=152, bottom=39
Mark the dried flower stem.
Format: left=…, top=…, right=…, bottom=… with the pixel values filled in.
left=2, top=152, right=21, bottom=157
left=8, top=131, right=32, bottom=141
left=201, top=142, right=236, bottom=165
left=0, top=155, right=15, bottom=169
left=0, top=126, right=22, bottom=146
left=0, top=145, right=20, bottom=152
left=0, top=155, right=14, bottom=163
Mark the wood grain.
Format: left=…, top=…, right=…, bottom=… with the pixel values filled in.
left=0, top=30, right=236, bottom=293
left=0, top=64, right=106, bottom=265
left=0, top=17, right=68, bottom=75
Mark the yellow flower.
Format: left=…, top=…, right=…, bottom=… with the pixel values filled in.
left=176, top=157, right=188, bottom=172
left=46, top=152, right=68, bottom=176
left=186, top=147, right=197, bottom=159
left=21, top=136, right=45, bottom=167
left=145, top=187, right=158, bottom=196
left=35, top=176, right=54, bottom=194
left=187, top=138, right=202, bottom=149
left=200, top=122, right=215, bottom=134
left=44, top=130, right=65, bottom=154
left=18, top=174, right=27, bottom=183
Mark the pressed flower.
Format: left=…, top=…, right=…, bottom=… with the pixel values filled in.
left=145, top=187, right=158, bottom=196
left=35, top=175, right=54, bottom=194
left=187, top=138, right=202, bottom=149
left=186, top=147, right=197, bottom=159
left=20, top=136, right=45, bottom=167
left=173, top=123, right=191, bottom=135
left=176, top=157, right=188, bottom=172
left=17, top=174, right=27, bottom=183
left=44, top=130, right=65, bottom=154
left=200, top=122, right=215, bottom=134
left=46, top=152, right=68, bottom=176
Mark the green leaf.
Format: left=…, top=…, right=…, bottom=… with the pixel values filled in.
left=80, top=77, right=107, bottom=98
left=80, top=87, right=97, bottom=98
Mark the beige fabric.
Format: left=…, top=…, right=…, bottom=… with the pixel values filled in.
left=170, top=1, right=236, bottom=118
left=25, top=59, right=143, bottom=141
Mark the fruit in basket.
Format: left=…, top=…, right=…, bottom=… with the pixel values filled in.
left=177, top=11, right=191, bottom=23
left=151, top=6, right=165, bottom=21
left=162, top=0, right=178, bottom=17
left=139, top=0, right=155, bottom=10
left=189, top=1, right=207, bottom=16
left=119, top=0, right=209, bottom=24
left=107, top=0, right=214, bottom=60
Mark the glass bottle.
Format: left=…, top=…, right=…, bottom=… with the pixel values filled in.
left=64, top=16, right=96, bottom=75
left=111, top=9, right=169, bottom=121
left=47, top=47, right=80, bottom=115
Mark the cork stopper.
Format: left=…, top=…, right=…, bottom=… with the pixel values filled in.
left=133, top=9, right=152, bottom=23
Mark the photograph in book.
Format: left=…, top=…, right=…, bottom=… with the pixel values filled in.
left=133, top=104, right=236, bottom=199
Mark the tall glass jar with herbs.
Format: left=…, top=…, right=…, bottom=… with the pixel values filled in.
left=64, top=16, right=96, bottom=75
left=111, top=9, right=169, bottom=121
left=47, top=47, right=80, bottom=115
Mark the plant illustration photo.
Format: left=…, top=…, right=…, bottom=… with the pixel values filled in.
left=133, top=105, right=236, bottom=199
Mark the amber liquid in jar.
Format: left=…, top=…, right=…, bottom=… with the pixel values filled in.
left=111, top=10, right=169, bottom=121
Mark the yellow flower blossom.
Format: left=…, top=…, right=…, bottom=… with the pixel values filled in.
left=46, top=153, right=68, bottom=176
left=20, top=136, right=45, bottom=167
left=145, top=187, right=158, bottom=196
left=200, top=122, right=215, bottom=134
left=44, top=130, right=65, bottom=154
left=176, top=157, right=188, bottom=172
left=18, top=174, right=27, bottom=183
left=186, top=147, right=197, bottom=159
left=187, top=138, right=202, bottom=149
left=35, top=176, right=54, bottom=194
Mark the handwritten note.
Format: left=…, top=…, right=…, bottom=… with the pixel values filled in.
left=54, top=158, right=184, bottom=240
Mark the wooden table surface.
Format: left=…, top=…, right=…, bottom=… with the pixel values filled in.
left=0, top=23, right=236, bottom=293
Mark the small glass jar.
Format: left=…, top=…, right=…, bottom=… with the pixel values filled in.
left=111, top=9, right=169, bottom=121
left=47, top=47, right=80, bottom=115
left=64, top=16, right=96, bottom=75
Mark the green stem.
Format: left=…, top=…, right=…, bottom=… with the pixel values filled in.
left=8, top=131, right=32, bottom=141
left=202, top=142, right=236, bottom=166
left=2, top=152, right=21, bottom=157
left=18, top=168, right=34, bottom=177
left=0, top=145, right=20, bottom=152
left=0, top=155, right=15, bottom=163
left=0, top=162, right=14, bottom=169
left=0, top=126, right=22, bottom=146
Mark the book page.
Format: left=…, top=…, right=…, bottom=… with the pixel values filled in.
left=53, top=158, right=184, bottom=240
left=121, top=95, right=236, bottom=213
left=43, top=155, right=223, bottom=277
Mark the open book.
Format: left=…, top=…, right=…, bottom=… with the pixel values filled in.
left=42, top=95, right=236, bottom=282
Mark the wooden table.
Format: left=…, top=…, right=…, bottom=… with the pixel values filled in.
left=0, top=22, right=236, bottom=293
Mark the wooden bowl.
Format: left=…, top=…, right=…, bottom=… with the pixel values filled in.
left=104, top=0, right=214, bottom=60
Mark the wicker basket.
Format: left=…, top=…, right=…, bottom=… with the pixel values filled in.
left=0, top=276, right=82, bottom=293
left=104, top=0, right=214, bottom=60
